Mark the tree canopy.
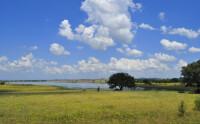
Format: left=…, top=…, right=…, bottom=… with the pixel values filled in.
left=143, top=79, right=152, bottom=85
left=170, top=78, right=179, bottom=83
left=107, top=73, right=135, bottom=91
left=181, top=60, right=200, bottom=93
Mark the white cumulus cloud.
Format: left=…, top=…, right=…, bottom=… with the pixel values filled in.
left=0, top=56, right=8, bottom=63
left=75, top=24, right=115, bottom=50
left=139, top=23, right=155, bottom=30
left=117, top=44, right=143, bottom=57
left=77, top=57, right=108, bottom=73
left=154, top=53, right=176, bottom=63
left=59, top=20, right=75, bottom=40
left=108, top=57, right=169, bottom=72
left=174, top=60, right=187, bottom=71
left=50, top=43, right=70, bottom=56
left=0, top=53, right=59, bottom=72
left=160, top=26, right=200, bottom=39
left=43, top=57, right=170, bottom=78
left=188, top=47, right=200, bottom=53
left=160, top=39, right=187, bottom=50
left=169, top=28, right=199, bottom=39
left=160, top=25, right=171, bottom=34
left=59, top=0, right=142, bottom=50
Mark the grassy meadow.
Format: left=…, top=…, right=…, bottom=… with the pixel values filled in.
left=0, top=84, right=200, bottom=124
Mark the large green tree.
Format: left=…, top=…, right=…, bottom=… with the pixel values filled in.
left=181, top=60, right=200, bottom=93
left=107, top=73, right=135, bottom=91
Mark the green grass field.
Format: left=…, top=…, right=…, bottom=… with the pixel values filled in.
left=0, top=84, right=200, bottom=124
left=136, top=83, right=195, bottom=92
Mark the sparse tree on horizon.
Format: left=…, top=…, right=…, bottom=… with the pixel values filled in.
left=143, top=79, right=152, bottom=85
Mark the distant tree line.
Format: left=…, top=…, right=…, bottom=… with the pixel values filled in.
left=135, top=78, right=182, bottom=83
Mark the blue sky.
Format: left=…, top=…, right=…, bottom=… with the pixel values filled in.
left=0, top=0, right=200, bottom=80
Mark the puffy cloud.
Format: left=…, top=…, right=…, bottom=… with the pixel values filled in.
left=108, top=57, right=169, bottom=72
left=59, top=0, right=141, bottom=50
left=80, top=0, right=138, bottom=43
left=75, top=25, right=115, bottom=50
left=8, top=53, right=34, bottom=68
left=160, top=26, right=200, bottom=39
left=76, top=57, right=108, bottom=73
left=160, top=39, right=187, bottom=50
left=139, top=23, right=155, bottom=30
left=169, top=28, right=199, bottom=39
left=4, top=53, right=36, bottom=72
left=188, top=47, right=200, bottom=53
left=160, top=25, right=171, bottom=34
left=117, top=44, right=143, bottom=57
left=154, top=53, right=176, bottom=62
left=50, top=43, right=70, bottom=56
left=0, top=56, right=8, bottom=71
left=42, top=56, right=170, bottom=77
left=0, top=54, right=180, bottom=78
left=0, top=56, right=8, bottom=63
left=0, top=53, right=58, bottom=72
left=59, top=20, right=75, bottom=40
left=174, top=60, right=187, bottom=71
left=129, top=2, right=142, bottom=12
left=116, top=48, right=124, bottom=53
left=159, top=12, right=165, bottom=21
left=29, top=46, right=38, bottom=50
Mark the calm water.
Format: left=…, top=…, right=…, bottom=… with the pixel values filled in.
left=7, top=82, right=166, bottom=91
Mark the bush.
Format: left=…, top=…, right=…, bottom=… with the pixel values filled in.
left=178, top=100, right=186, bottom=117
left=194, top=96, right=200, bottom=111
left=0, top=81, right=5, bottom=85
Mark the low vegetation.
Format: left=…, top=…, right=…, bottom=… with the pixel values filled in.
left=178, top=100, right=186, bottom=117
left=143, top=79, right=152, bottom=85
left=0, top=81, right=5, bottom=85
left=0, top=84, right=200, bottom=124
left=194, top=96, right=200, bottom=111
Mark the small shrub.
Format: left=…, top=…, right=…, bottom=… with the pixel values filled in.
left=178, top=100, right=186, bottom=117
left=194, top=96, right=200, bottom=111
left=0, top=81, right=5, bottom=85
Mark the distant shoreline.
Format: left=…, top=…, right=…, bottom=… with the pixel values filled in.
left=2, top=79, right=109, bottom=83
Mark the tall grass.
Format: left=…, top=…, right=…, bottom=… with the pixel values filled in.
left=194, top=96, right=200, bottom=111
left=0, top=84, right=200, bottom=124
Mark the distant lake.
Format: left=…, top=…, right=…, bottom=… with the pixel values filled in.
left=7, top=82, right=166, bottom=91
